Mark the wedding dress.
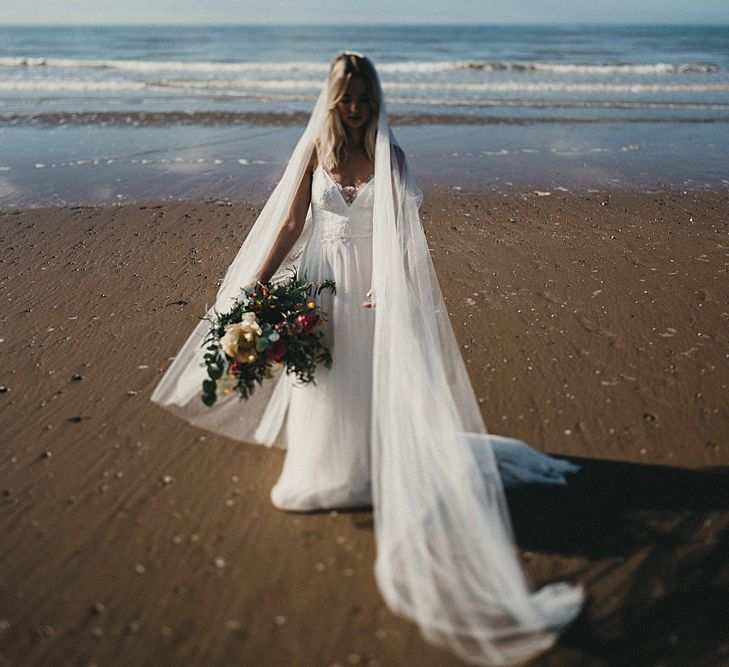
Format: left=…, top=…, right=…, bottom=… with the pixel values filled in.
left=265, top=164, right=376, bottom=511
left=150, top=52, right=585, bottom=666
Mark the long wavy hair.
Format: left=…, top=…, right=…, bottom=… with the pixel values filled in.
left=316, top=52, right=381, bottom=172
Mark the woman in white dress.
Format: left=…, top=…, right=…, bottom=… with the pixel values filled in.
left=151, top=52, right=585, bottom=666
left=252, top=55, right=380, bottom=511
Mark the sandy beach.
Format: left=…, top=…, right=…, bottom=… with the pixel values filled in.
left=1, top=188, right=727, bottom=665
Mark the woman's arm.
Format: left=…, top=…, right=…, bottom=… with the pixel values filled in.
left=255, top=152, right=316, bottom=284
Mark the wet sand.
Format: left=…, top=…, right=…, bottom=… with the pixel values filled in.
left=3, top=120, right=729, bottom=210
left=1, top=190, right=728, bottom=666
left=8, top=110, right=725, bottom=127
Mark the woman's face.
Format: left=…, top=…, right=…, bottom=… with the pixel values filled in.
left=336, top=76, right=370, bottom=131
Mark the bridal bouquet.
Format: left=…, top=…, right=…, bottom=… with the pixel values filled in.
left=199, top=270, right=336, bottom=406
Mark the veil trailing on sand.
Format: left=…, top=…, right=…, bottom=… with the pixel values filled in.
left=151, top=54, right=584, bottom=665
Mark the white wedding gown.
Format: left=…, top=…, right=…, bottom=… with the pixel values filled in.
left=259, top=163, right=580, bottom=513
left=268, top=164, right=376, bottom=511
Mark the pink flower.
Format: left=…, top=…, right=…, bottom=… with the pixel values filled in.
left=297, top=314, right=315, bottom=335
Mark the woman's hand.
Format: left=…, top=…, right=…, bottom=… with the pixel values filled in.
left=362, top=288, right=375, bottom=309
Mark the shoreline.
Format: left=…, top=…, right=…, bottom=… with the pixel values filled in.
left=2, top=182, right=727, bottom=214
left=5, top=111, right=729, bottom=128
left=1, top=189, right=727, bottom=665
left=2, top=121, right=728, bottom=209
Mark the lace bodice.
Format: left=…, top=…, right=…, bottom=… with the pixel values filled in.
left=310, top=165, right=374, bottom=244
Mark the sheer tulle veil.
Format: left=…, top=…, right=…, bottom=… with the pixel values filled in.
left=150, top=52, right=585, bottom=665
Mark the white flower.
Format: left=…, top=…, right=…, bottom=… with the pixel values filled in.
left=240, top=312, right=262, bottom=337
left=220, top=312, right=262, bottom=360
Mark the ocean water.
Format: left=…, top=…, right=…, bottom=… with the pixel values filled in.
left=2, top=24, right=729, bottom=122
left=1, top=24, right=728, bottom=205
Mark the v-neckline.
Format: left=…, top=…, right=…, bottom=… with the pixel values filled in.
left=320, top=166, right=375, bottom=208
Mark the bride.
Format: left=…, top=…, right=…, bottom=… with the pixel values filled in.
left=151, top=52, right=585, bottom=666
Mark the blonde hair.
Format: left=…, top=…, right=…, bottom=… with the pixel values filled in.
left=315, top=53, right=381, bottom=172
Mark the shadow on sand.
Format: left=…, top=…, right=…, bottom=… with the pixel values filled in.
left=292, top=457, right=729, bottom=665
left=506, top=456, right=729, bottom=666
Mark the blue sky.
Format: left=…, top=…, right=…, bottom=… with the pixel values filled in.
left=2, top=0, right=728, bottom=25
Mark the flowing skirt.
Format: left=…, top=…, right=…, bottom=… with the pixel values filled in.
left=269, top=229, right=376, bottom=511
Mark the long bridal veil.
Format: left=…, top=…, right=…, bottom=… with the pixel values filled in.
left=151, top=54, right=584, bottom=665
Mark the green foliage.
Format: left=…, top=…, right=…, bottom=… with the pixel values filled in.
left=199, top=269, right=335, bottom=406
